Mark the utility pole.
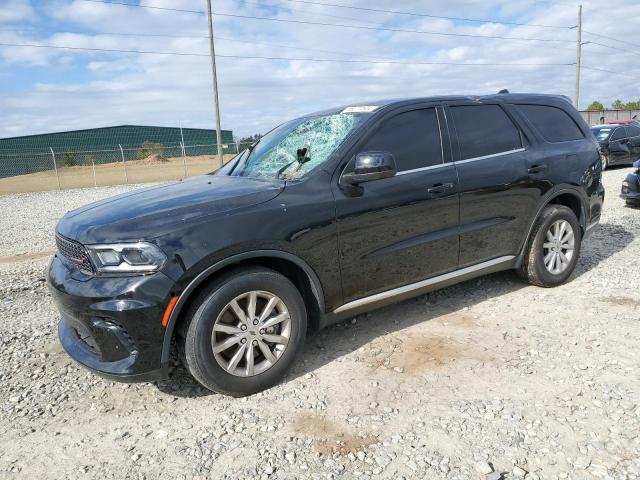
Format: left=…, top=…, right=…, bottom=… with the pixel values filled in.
left=575, top=4, right=582, bottom=109
left=206, top=0, right=224, bottom=168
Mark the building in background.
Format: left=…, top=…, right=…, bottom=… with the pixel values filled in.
left=0, top=125, right=234, bottom=179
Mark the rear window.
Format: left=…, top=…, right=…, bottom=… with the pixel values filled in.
left=450, top=105, right=522, bottom=160
left=517, top=104, right=584, bottom=143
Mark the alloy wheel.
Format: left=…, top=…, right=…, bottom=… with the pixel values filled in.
left=211, top=291, right=291, bottom=377
left=542, top=219, right=575, bottom=274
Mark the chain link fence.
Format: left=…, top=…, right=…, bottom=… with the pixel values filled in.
left=0, top=126, right=254, bottom=195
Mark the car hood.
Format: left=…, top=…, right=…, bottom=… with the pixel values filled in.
left=57, top=175, right=283, bottom=244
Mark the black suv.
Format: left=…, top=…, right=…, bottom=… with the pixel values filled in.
left=49, top=93, right=604, bottom=396
left=591, top=123, right=640, bottom=169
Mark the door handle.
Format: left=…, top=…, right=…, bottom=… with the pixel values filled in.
left=527, top=165, right=548, bottom=174
left=427, top=182, right=454, bottom=194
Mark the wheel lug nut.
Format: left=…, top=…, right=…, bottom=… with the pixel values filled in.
left=253, top=319, right=259, bottom=325
left=259, top=328, right=265, bottom=334
left=241, top=325, right=247, bottom=331
left=240, top=338, right=247, bottom=344
left=252, top=340, right=258, bottom=346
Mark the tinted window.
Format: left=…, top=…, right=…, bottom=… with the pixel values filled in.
left=450, top=105, right=522, bottom=160
left=517, top=104, right=584, bottom=143
left=610, top=127, right=627, bottom=141
left=362, top=108, right=442, bottom=172
left=627, top=125, right=640, bottom=137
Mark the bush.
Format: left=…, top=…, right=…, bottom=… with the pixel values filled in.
left=63, top=152, right=78, bottom=167
left=137, top=141, right=165, bottom=159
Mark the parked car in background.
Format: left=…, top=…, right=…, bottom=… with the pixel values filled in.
left=49, top=93, right=604, bottom=396
left=591, top=123, right=640, bottom=169
left=621, top=159, right=640, bottom=206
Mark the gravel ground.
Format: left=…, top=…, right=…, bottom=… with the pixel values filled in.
left=0, top=169, right=638, bottom=480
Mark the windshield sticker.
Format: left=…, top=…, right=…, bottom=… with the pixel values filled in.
left=341, top=106, right=379, bottom=114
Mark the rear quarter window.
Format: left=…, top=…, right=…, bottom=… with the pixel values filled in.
left=517, top=104, right=584, bottom=143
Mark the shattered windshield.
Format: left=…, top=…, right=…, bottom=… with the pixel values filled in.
left=231, top=112, right=369, bottom=180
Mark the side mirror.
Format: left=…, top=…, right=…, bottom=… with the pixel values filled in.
left=341, top=151, right=397, bottom=185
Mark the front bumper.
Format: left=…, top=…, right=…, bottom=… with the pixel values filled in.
left=48, top=254, right=174, bottom=382
left=621, top=175, right=640, bottom=202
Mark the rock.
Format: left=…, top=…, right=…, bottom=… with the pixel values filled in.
left=512, top=466, right=527, bottom=477
left=573, top=456, right=591, bottom=470
left=475, top=462, right=493, bottom=475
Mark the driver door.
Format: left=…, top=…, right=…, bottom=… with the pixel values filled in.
left=609, top=126, right=631, bottom=165
left=333, top=106, right=460, bottom=303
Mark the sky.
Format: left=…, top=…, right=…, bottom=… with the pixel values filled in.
left=1, top=0, right=640, bottom=139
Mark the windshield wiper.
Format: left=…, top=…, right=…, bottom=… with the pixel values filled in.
left=275, top=145, right=311, bottom=179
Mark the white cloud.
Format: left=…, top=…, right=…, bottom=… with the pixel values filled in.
left=0, top=0, right=33, bottom=23
left=1, top=0, right=639, bottom=139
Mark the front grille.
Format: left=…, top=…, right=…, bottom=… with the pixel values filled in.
left=55, top=234, right=94, bottom=275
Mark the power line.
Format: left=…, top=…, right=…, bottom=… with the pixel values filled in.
left=0, top=28, right=572, bottom=60
left=212, top=12, right=575, bottom=43
left=276, top=0, right=572, bottom=29
left=583, top=40, right=640, bottom=58
left=0, top=42, right=575, bottom=67
left=581, top=65, right=640, bottom=80
left=77, top=0, right=575, bottom=44
left=582, top=30, right=640, bottom=50
left=79, top=0, right=204, bottom=14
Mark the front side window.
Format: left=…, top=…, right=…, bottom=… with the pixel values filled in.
left=517, top=104, right=584, bottom=143
left=360, top=108, right=442, bottom=172
left=450, top=104, right=522, bottom=160
left=231, top=112, right=369, bottom=179
left=610, top=127, right=627, bottom=141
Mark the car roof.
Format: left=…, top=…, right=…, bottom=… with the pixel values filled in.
left=308, top=93, right=573, bottom=117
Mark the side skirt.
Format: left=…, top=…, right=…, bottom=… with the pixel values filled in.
left=321, top=255, right=517, bottom=327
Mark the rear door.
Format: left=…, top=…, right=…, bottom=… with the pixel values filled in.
left=334, top=106, right=460, bottom=303
left=446, top=102, right=540, bottom=267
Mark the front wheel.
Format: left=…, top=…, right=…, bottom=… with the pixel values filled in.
left=180, top=267, right=307, bottom=396
left=518, top=205, right=582, bottom=287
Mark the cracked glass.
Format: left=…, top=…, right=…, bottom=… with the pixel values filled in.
left=231, top=112, right=370, bottom=180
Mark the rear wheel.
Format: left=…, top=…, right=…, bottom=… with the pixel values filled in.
left=518, top=205, right=582, bottom=287
left=180, top=267, right=307, bottom=396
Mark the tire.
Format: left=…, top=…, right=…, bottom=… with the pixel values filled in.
left=518, top=205, right=582, bottom=287
left=180, top=266, right=307, bottom=396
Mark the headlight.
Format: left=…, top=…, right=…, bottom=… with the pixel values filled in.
left=85, top=242, right=166, bottom=274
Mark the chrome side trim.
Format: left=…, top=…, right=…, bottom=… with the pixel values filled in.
left=333, top=255, right=515, bottom=314
left=454, top=148, right=526, bottom=165
left=396, top=163, right=448, bottom=176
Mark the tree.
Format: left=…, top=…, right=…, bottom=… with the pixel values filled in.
left=624, top=100, right=640, bottom=110
left=612, top=99, right=625, bottom=110
left=586, top=101, right=604, bottom=111
left=236, top=134, right=262, bottom=153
